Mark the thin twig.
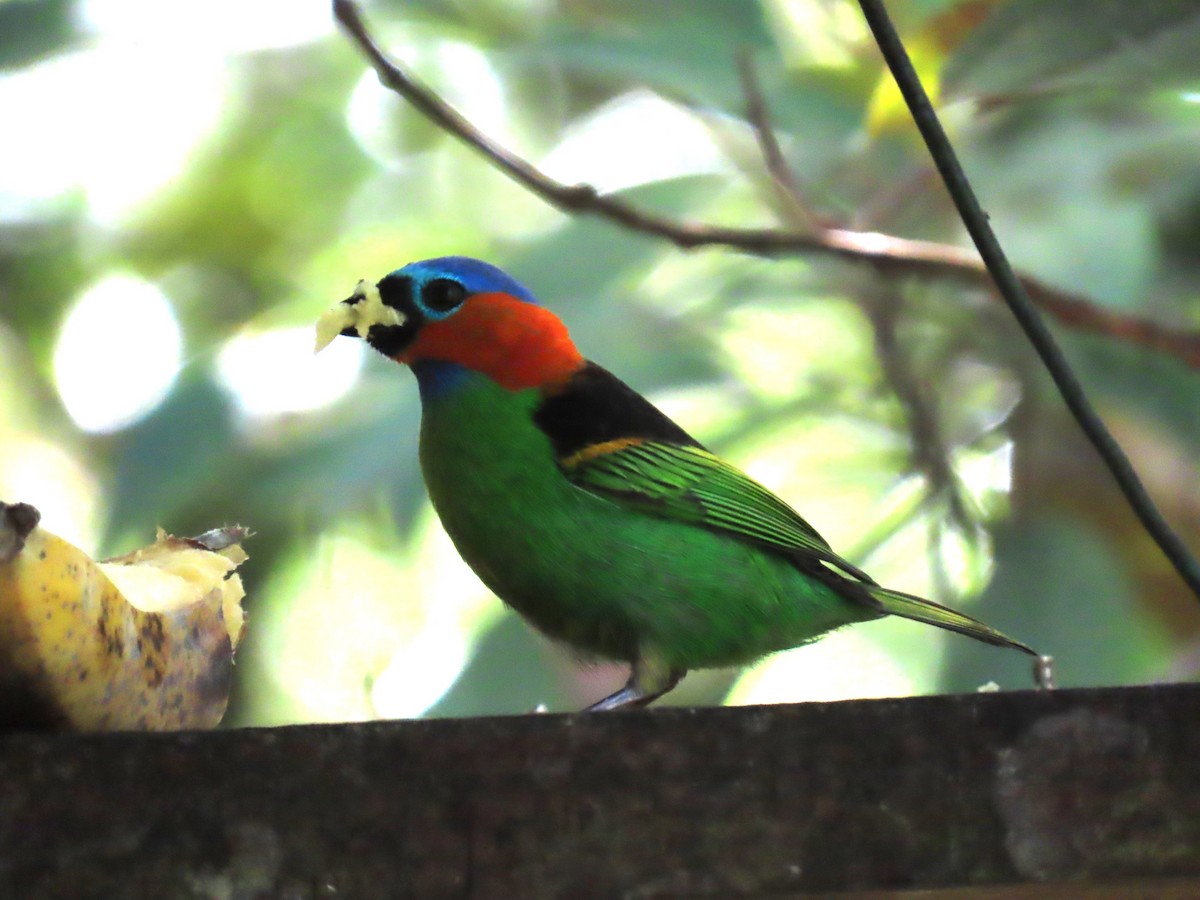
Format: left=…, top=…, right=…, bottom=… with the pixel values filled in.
left=736, top=51, right=823, bottom=231
left=863, top=288, right=973, bottom=533
left=856, top=0, right=1200, bottom=603
left=734, top=57, right=975, bottom=540
left=332, top=0, right=1200, bottom=370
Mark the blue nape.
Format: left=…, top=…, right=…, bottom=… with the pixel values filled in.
left=393, top=257, right=541, bottom=306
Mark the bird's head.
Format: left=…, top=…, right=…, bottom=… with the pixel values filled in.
left=316, top=256, right=583, bottom=392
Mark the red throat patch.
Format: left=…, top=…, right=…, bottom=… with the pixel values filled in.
left=397, top=292, right=584, bottom=391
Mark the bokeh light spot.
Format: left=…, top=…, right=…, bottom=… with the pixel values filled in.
left=0, top=46, right=229, bottom=225
left=78, top=0, right=332, bottom=53
left=53, top=275, right=182, bottom=434
left=727, top=628, right=920, bottom=706
left=216, top=326, right=365, bottom=418
left=539, top=89, right=728, bottom=192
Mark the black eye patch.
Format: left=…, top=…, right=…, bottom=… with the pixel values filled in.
left=378, top=274, right=415, bottom=312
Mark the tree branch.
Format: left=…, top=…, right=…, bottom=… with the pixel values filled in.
left=862, top=288, right=974, bottom=533
left=856, top=0, right=1200, bottom=603
left=332, top=0, right=1200, bottom=370
left=733, top=54, right=976, bottom=543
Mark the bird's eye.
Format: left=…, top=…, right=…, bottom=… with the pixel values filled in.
left=422, top=278, right=467, bottom=314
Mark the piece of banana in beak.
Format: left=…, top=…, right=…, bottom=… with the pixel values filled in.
left=314, top=279, right=407, bottom=353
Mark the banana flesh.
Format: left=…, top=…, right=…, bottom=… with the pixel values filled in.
left=314, top=278, right=404, bottom=352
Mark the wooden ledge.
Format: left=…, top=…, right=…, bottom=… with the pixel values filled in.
left=2, top=683, right=1198, bottom=897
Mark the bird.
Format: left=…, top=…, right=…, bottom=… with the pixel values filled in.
left=316, top=256, right=1038, bottom=711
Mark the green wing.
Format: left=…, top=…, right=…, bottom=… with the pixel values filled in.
left=561, top=439, right=1036, bottom=655
left=560, top=440, right=876, bottom=585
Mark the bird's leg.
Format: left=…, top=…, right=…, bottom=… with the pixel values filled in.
left=585, top=655, right=684, bottom=712
left=1033, top=654, right=1056, bottom=690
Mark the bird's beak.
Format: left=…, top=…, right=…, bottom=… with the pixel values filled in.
left=314, top=279, right=408, bottom=354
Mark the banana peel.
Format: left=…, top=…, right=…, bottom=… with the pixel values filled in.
left=0, top=501, right=248, bottom=732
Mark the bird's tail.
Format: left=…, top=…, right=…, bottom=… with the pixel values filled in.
left=867, top=586, right=1036, bottom=656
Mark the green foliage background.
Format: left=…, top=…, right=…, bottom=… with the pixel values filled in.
left=1, top=0, right=1198, bottom=722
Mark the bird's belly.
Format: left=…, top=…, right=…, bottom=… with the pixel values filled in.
left=417, top=383, right=871, bottom=670
left=424, top=443, right=867, bottom=669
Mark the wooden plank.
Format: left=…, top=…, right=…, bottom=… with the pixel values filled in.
left=1, top=683, right=1198, bottom=898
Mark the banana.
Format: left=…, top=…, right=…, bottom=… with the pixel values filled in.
left=314, top=278, right=403, bottom=352
left=0, top=501, right=248, bottom=731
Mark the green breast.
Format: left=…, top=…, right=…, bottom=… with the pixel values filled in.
left=418, top=373, right=873, bottom=669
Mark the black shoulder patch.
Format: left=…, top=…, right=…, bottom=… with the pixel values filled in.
left=532, top=362, right=704, bottom=459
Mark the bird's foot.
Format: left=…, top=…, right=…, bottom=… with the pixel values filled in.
left=1033, top=654, right=1056, bottom=690
left=586, top=685, right=653, bottom=712
left=584, top=661, right=684, bottom=712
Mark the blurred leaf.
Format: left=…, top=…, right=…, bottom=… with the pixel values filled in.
left=963, top=110, right=1172, bottom=309
left=1069, top=334, right=1200, bottom=454
left=122, top=45, right=373, bottom=309
left=0, top=0, right=77, bottom=71
left=240, top=373, right=425, bottom=529
left=945, top=1, right=1200, bottom=99
left=530, top=0, right=774, bottom=111
left=866, top=33, right=945, bottom=138
left=754, top=67, right=871, bottom=173
left=105, top=375, right=237, bottom=549
left=864, top=1, right=1004, bottom=137
left=0, top=216, right=89, bottom=367
left=106, top=363, right=428, bottom=550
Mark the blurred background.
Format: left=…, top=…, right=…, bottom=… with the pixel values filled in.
left=1, top=0, right=1198, bottom=724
